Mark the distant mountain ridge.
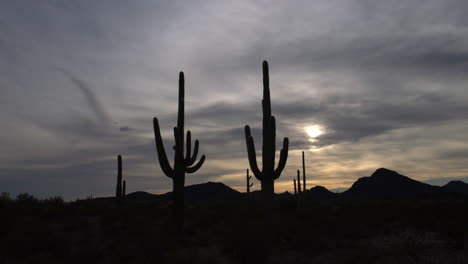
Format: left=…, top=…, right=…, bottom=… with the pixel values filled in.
left=442, top=180, right=468, bottom=195
left=123, top=168, right=467, bottom=201
left=342, top=168, right=444, bottom=199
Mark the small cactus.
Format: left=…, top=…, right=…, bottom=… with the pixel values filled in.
left=245, top=61, right=289, bottom=201
left=246, top=169, right=253, bottom=194
left=123, top=180, right=126, bottom=197
left=293, top=179, right=297, bottom=195
left=302, top=151, right=306, bottom=193
left=116, top=155, right=123, bottom=200
left=297, top=169, right=302, bottom=197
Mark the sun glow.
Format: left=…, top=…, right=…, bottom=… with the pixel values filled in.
left=305, top=125, right=323, bottom=138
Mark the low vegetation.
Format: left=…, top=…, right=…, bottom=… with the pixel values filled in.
left=1, top=193, right=467, bottom=263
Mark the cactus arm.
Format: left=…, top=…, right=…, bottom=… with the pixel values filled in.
left=185, top=154, right=206, bottom=173
left=185, top=130, right=191, bottom=161
left=185, top=139, right=199, bottom=166
left=273, top=137, right=289, bottom=179
left=153, top=117, right=174, bottom=178
left=249, top=182, right=253, bottom=188
left=245, top=125, right=263, bottom=180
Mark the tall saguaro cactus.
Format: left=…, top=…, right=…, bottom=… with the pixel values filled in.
left=123, top=180, right=126, bottom=197
left=245, top=61, right=289, bottom=201
left=153, top=72, right=206, bottom=230
left=116, top=155, right=123, bottom=200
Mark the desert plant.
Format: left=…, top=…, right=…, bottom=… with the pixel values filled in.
left=293, top=179, right=297, bottom=195
left=297, top=170, right=302, bottom=197
left=153, top=71, right=206, bottom=230
left=244, top=61, right=289, bottom=201
left=302, top=151, right=306, bottom=193
left=123, top=180, right=126, bottom=197
left=116, top=155, right=123, bottom=201
left=246, top=169, right=253, bottom=194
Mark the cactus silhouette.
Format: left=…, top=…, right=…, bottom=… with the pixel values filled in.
left=116, top=155, right=123, bottom=200
left=297, top=169, right=302, bottom=197
left=153, top=71, right=205, bottom=230
left=123, top=180, right=126, bottom=197
left=246, top=169, right=253, bottom=194
left=302, top=151, right=306, bottom=193
left=245, top=61, right=289, bottom=201
left=293, top=179, right=297, bottom=195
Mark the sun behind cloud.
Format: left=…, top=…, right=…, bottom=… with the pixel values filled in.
left=305, top=125, right=323, bottom=138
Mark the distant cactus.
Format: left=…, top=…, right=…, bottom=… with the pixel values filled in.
left=302, top=151, right=306, bottom=193
left=245, top=61, right=289, bottom=201
left=297, top=169, right=302, bottom=197
left=153, top=71, right=206, bottom=230
left=246, top=169, right=253, bottom=194
left=123, top=180, right=126, bottom=197
left=293, top=179, right=297, bottom=195
left=116, top=155, right=123, bottom=200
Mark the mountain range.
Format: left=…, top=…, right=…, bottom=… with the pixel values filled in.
left=125, top=168, right=468, bottom=201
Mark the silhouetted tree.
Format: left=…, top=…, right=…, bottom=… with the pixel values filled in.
left=153, top=72, right=206, bottom=230
left=245, top=61, right=289, bottom=201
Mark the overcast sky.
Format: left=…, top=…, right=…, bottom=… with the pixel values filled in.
left=1, top=0, right=468, bottom=199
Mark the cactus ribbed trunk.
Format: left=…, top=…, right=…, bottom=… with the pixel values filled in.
left=173, top=168, right=185, bottom=228
left=153, top=71, right=206, bottom=231
left=245, top=61, right=289, bottom=202
left=173, top=72, right=186, bottom=228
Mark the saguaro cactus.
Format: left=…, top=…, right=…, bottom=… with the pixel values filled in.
left=123, top=180, right=126, bottom=197
left=293, top=179, right=297, bottom=195
left=302, top=151, right=306, bottom=193
left=246, top=169, right=253, bottom=194
left=296, top=170, right=302, bottom=197
left=116, top=155, right=123, bottom=200
left=245, top=61, right=289, bottom=201
left=153, top=71, right=205, bottom=230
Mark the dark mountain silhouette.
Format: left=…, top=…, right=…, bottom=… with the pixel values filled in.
left=121, top=169, right=466, bottom=202
left=159, top=182, right=243, bottom=201
left=276, top=191, right=293, bottom=199
left=126, top=191, right=161, bottom=201
left=306, top=186, right=337, bottom=200
left=342, top=168, right=444, bottom=199
left=443, top=180, right=468, bottom=195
